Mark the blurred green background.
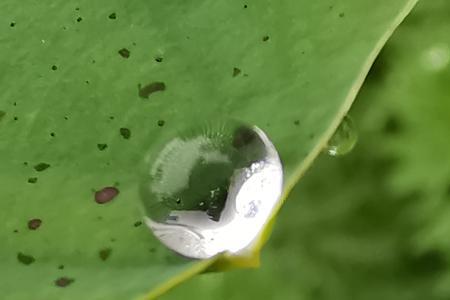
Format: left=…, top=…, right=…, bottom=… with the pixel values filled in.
left=162, top=1, right=450, bottom=299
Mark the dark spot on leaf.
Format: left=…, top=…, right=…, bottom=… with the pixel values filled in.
left=118, top=48, right=130, bottom=58
left=28, top=177, right=38, bottom=184
left=51, top=65, right=57, bottom=71
left=10, top=22, right=15, bottom=27
left=149, top=248, right=156, bottom=253
left=23, top=162, right=28, bottom=166
left=244, top=4, right=248, bottom=8
left=119, top=127, right=131, bottom=139
left=108, top=13, right=117, bottom=19
left=95, top=187, right=119, bottom=204
left=138, top=82, right=166, bottom=99
left=97, top=143, right=108, bottom=151
left=232, top=67, right=241, bottom=77
left=383, top=115, right=402, bottom=135
left=50, top=132, right=55, bottom=137
left=85, top=80, right=90, bottom=84
left=134, top=221, right=142, bottom=227
left=157, top=120, right=165, bottom=127
left=76, top=17, right=82, bottom=22
left=109, top=116, right=115, bottom=120
left=99, top=248, right=112, bottom=261
left=17, top=252, right=35, bottom=265
left=13, top=229, right=18, bottom=233
left=0, top=110, right=6, bottom=121
left=34, top=162, right=50, bottom=172
left=339, top=12, right=345, bottom=18
left=28, top=218, right=42, bottom=230
left=55, top=277, right=74, bottom=287
left=110, top=238, right=116, bottom=242
left=75, top=7, right=80, bottom=11
left=13, top=116, right=18, bottom=121
left=309, top=134, right=315, bottom=139
left=294, top=120, right=300, bottom=126
left=155, top=57, right=163, bottom=63
left=58, top=265, right=64, bottom=270
left=64, top=116, right=69, bottom=120
left=262, top=35, right=269, bottom=42
left=13, top=102, right=17, bottom=106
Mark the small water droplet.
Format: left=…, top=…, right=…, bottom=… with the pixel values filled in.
left=422, top=44, right=450, bottom=72
left=326, top=115, right=357, bottom=156
left=140, top=120, right=283, bottom=259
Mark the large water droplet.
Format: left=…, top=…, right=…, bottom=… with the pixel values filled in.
left=326, top=115, right=357, bottom=156
left=140, top=121, right=283, bottom=259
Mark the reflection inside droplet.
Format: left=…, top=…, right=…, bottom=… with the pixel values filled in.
left=326, top=115, right=357, bottom=156
left=140, top=122, right=283, bottom=259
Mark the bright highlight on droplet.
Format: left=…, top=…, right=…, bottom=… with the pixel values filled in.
left=140, top=122, right=283, bottom=259
left=326, top=115, right=357, bottom=156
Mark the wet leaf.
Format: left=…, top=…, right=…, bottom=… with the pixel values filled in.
left=0, top=0, right=417, bottom=299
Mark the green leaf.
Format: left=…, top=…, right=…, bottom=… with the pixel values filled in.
left=162, top=1, right=450, bottom=299
left=0, top=0, right=417, bottom=299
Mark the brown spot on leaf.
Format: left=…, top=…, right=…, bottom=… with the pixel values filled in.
left=55, top=277, right=74, bottom=287
left=28, top=218, right=42, bottom=230
left=95, top=187, right=119, bottom=204
left=138, top=82, right=166, bottom=99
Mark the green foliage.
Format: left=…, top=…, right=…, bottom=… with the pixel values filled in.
left=0, top=0, right=417, bottom=299
left=162, top=1, right=450, bottom=299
